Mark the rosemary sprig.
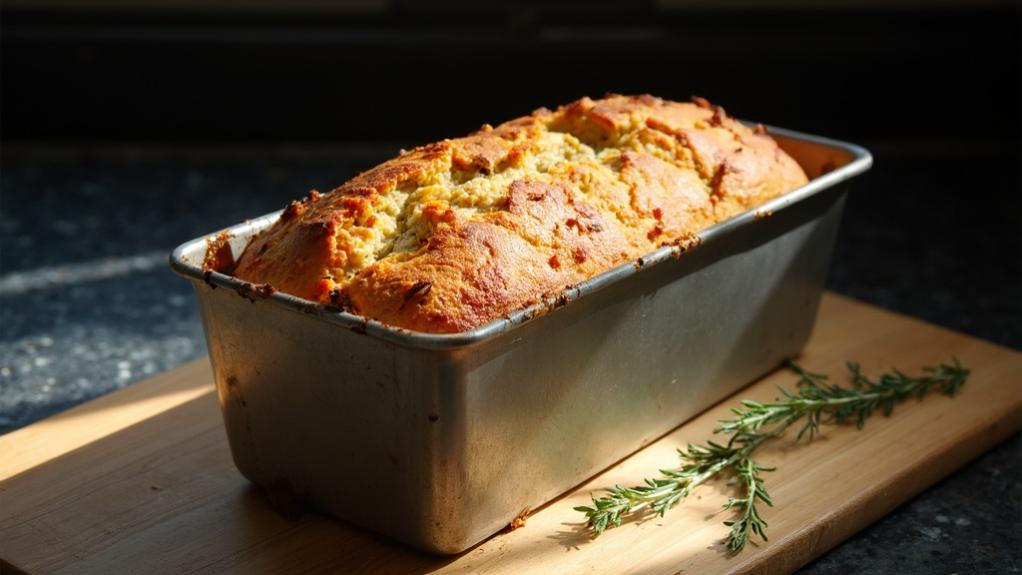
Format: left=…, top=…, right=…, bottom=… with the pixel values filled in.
left=574, top=358, right=969, bottom=553
left=722, top=457, right=773, bottom=553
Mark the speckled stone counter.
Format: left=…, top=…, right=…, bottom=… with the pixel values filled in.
left=1, top=146, right=1019, bottom=573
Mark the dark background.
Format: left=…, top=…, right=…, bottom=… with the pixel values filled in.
left=3, top=1, right=1021, bottom=148
left=1, top=1, right=1020, bottom=573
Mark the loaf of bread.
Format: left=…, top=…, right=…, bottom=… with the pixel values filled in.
left=231, top=95, right=808, bottom=333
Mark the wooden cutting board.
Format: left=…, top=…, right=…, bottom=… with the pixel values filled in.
left=2, top=293, right=1020, bottom=575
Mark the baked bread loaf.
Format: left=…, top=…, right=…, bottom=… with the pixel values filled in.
left=231, top=95, right=808, bottom=333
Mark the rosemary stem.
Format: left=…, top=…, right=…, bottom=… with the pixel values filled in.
left=765, top=385, right=919, bottom=410
left=577, top=359, right=968, bottom=551
left=735, top=458, right=757, bottom=518
left=670, top=432, right=774, bottom=502
left=682, top=444, right=752, bottom=492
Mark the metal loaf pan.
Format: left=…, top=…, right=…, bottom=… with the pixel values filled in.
left=170, top=126, right=871, bottom=554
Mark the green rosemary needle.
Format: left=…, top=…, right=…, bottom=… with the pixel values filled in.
left=574, top=358, right=969, bottom=553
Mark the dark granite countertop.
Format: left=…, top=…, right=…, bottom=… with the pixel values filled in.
left=1, top=144, right=1019, bottom=573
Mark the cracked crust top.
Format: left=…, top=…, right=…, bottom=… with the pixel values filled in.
left=231, top=95, right=809, bottom=333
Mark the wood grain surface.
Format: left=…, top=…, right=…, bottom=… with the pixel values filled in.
left=2, top=293, right=1020, bottom=575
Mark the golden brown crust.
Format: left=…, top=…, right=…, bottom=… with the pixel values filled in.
left=233, top=95, right=809, bottom=333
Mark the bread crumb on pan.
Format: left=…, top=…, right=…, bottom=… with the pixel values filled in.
left=203, top=231, right=235, bottom=273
